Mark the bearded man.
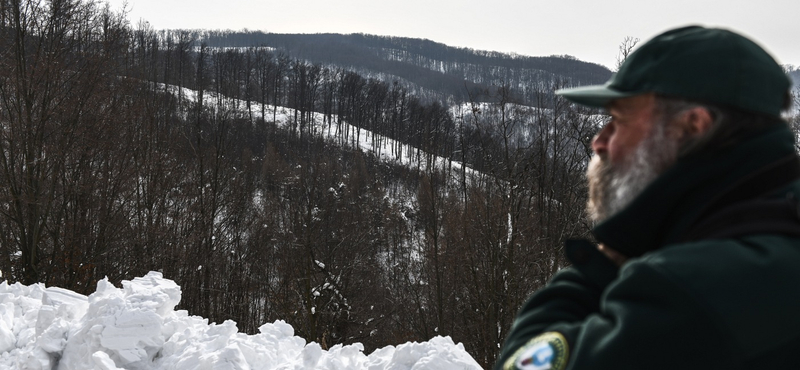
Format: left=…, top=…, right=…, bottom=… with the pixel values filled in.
left=496, top=26, right=800, bottom=370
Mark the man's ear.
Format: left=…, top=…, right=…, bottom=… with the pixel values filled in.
left=673, top=107, right=713, bottom=139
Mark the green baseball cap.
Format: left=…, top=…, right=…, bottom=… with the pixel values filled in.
left=556, top=26, right=791, bottom=117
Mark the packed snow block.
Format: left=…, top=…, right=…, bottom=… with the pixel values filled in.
left=316, top=342, right=367, bottom=369
left=0, top=302, right=15, bottom=353
left=92, top=351, right=124, bottom=370
left=58, top=272, right=178, bottom=369
left=42, top=287, right=89, bottom=321
left=156, top=319, right=257, bottom=370
left=30, top=287, right=90, bottom=355
left=236, top=320, right=307, bottom=366
left=0, top=283, right=33, bottom=353
left=0, top=280, right=63, bottom=369
left=369, top=336, right=481, bottom=370
left=0, top=281, right=44, bottom=339
left=17, top=347, right=54, bottom=370
left=35, top=315, right=70, bottom=354
left=121, top=271, right=181, bottom=317
left=99, top=309, right=164, bottom=363
left=302, top=342, right=324, bottom=368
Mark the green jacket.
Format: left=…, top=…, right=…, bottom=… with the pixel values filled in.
left=496, top=124, right=800, bottom=369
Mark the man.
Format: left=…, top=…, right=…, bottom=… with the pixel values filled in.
left=496, top=25, right=800, bottom=369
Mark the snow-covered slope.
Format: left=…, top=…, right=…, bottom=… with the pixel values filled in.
left=168, top=84, right=479, bottom=181
left=0, top=272, right=481, bottom=369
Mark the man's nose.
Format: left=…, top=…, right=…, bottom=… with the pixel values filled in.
left=591, top=125, right=611, bottom=156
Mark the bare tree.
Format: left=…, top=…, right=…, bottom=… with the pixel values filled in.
left=615, top=36, right=640, bottom=71
left=0, top=0, right=134, bottom=285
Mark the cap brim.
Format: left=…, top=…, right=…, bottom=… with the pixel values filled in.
left=555, top=84, right=639, bottom=108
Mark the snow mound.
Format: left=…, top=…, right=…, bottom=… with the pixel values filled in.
left=0, top=272, right=481, bottom=370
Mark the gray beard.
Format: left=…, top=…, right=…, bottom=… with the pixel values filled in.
left=586, top=121, right=680, bottom=223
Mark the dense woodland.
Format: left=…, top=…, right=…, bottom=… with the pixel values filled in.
left=0, top=1, right=798, bottom=368
left=192, top=30, right=613, bottom=106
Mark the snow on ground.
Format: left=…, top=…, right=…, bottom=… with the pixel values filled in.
left=0, top=272, right=481, bottom=369
left=163, top=84, right=481, bottom=183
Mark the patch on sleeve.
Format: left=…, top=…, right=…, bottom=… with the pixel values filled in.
left=503, top=331, right=569, bottom=370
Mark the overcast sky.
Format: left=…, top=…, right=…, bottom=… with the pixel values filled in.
left=105, top=0, right=800, bottom=70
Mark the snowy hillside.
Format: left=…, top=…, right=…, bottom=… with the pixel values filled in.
left=168, top=84, right=480, bottom=181
left=0, top=272, right=481, bottom=369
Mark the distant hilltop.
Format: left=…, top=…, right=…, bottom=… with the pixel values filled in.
left=177, top=29, right=613, bottom=106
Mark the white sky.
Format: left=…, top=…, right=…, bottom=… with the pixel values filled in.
left=105, top=0, right=800, bottom=70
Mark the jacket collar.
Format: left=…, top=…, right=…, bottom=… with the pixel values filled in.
left=591, top=124, right=798, bottom=257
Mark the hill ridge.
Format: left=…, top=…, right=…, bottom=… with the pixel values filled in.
left=184, top=30, right=613, bottom=105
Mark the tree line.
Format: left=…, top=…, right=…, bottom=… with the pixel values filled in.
left=192, top=30, right=613, bottom=107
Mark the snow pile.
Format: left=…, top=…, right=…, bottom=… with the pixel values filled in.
left=0, top=272, right=481, bottom=370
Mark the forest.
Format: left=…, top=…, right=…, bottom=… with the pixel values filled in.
left=193, top=30, right=613, bottom=105
left=0, top=1, right=798, bottom=368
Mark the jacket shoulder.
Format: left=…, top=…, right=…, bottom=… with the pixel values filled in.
left=634, top=236, right=800, bottom=362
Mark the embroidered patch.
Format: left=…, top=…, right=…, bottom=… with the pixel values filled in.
left=504, top=332, right=569, bottom=370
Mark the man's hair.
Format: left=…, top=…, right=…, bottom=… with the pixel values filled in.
left=654, top=95, right=790, bottom=158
